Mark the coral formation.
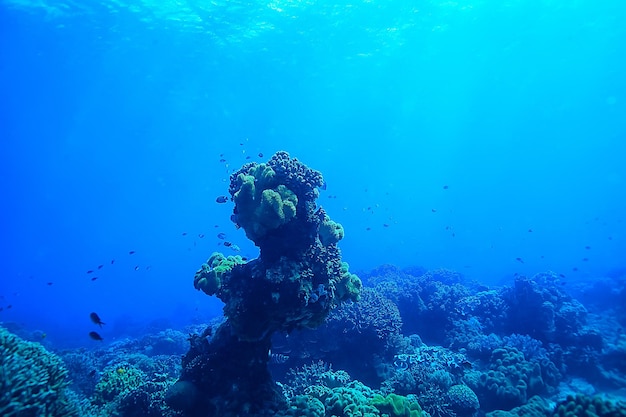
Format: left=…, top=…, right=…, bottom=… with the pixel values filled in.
left=551, top=394, right=626, bottom=417
left=0, top=326, right=78, bottom=417
left=173, top=151, right=362, bottom=416
left=447, top=384, right=480, bottom=417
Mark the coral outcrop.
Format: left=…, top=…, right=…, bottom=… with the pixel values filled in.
left=169, top=151, right=362, bottom=416
left=0, top=326, right=78, bottom=417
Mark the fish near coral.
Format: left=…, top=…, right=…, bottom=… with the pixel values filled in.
left=89, top=331, right=103, bottom=341
left=90, top=312, right=105, bottom=327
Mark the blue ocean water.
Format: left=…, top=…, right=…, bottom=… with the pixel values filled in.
left=1, top=0, right=626, bottom=416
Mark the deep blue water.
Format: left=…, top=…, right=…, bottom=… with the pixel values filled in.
left=1, top=0, right=625, bottom=348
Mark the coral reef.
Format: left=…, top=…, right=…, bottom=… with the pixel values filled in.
left=171, top=151, right=362, bottom=416
left=0, top=326, right=78, bottom=417
left=551, top=394, right=626, bottom=417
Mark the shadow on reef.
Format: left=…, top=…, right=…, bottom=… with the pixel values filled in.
left=167, top=151, right=362, bottom=416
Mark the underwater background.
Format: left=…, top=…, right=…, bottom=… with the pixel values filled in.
left=1, top=0, right=626, bottom=416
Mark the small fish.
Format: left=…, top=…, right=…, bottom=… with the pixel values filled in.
left=89, top=331, right=103, bottom=341
left=559, top=274, right=566, bottom=278
left=198, top=233, right=205, bottom=238
left=383, top=224, right=390, bottom=228
left=216, top=196, right=229, bottom=204
left=7, top=305, right=12, bottom=309
left=90, top=312, right=105, bottom=327
left=585, top=246, right=591, bottom=250
left=91, top=277, right=99, bottom=281
left=582, top=258, right=589, bottom=262
left=87, top=270, right=94, bottom=274
left=269, top=351, right=290, bottom=364
left=245, top=156, right=251, bottom=160
left=182, top=232, right=188, bottom=236
left=219, top=158, right=227, bottom=163
left=98, top=265, right=103, bottom=269
left=515, top=257, right=524, bottom=263
left=258, top=152, right=263, bottom=158
left=528, top=229, right=533, bottom=233
left=217, top=232, right=227, bottom=239
left=47, top=282, right=53, bottom=286
left=573, top=267, right=579, bottom=272
left=134, top=266, right=140, bottom=271
left=431, top=209, right=437, bottom=213
left=111, top=259, right=115, bottom=264
left=129, top=251, right=136, bottom=255
left=443, top=185, right=449, bottom=189
left=223, top=241, right=233, bottom=247
left=366, top=227, right=371, bottom=231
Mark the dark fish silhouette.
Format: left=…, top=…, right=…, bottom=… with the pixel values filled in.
left=515, top=257, right=524, bottom=263
left=443, top=185, right=449, bottom=189
left=87, top=270, right=94, bottom=274
left=90, top=312, right=105, bottom=327
left=219, top=158, right=226, bottom=163
left=217, top=232, right=227, bottom=239
left=134, top=266, right=140, bottom=271
left=223, top=241, right=232, bottom=247
left=89, top=331, right=103, bottom=341
left=129, top=251, right=136, bottom=255
left=216, top=196, right=229, bottom=204
left=47, top=282, right=53, bottom=286
left=91, top=277, right=99, bottom=281
left=182, top=232, right=188, bottom=236
left=98, top=265, right=103, bottom=269
left=198, top=234, right=205, bottom=238
left=431, top=209, right=437, bottom=213
left=258, top=152, right=263, bottom=158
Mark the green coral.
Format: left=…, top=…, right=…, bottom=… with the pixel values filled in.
left=319, top=214, right=344, bottom=246
left=0, top=326, right=78, bottom=417
left=93, top=364, right=145, bottom=405
left=371, top=393, right=424, bottom=417
left=334, top=262, right=362, bottom=303
left=232, top=164, right=299, bottom=242
left=194, top=252, right=245, bottom=296
left=283, top=395, right=326, bottom=417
